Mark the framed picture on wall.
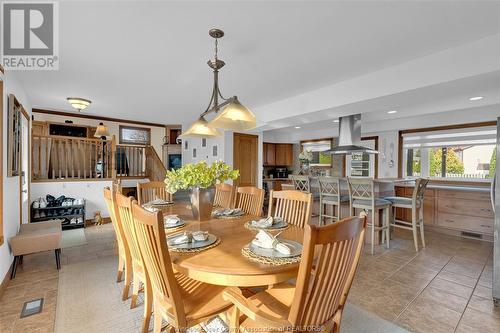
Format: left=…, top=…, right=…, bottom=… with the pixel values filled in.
left=7, top=94, right=22, bottom=177
left=119, top=125, right=151, bottom=145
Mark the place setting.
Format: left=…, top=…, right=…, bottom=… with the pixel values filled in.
left=212, top=207, right=246, bottom=219
left=242, top=229, right=302, bottom=266
left=142, top=197, right=174, bottom=212
left=163, top=214, right=186, bottom=232
left=244, top=216, right=289, bottom=231
left=167, top=230, right=220, bottom=253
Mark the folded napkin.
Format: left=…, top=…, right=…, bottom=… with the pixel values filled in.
left=147, top=198, right=171, bottom=206
left=251, top=216, right=284, bottom=228
left=143, top=206, right=159, bottom=213
left=164, top=215, right=180, bottom=226
left=168, top=231, right=209, bottom=246
left=251, top=230, right=292, bottom=255
left=213, top=208, right=243, bottom=217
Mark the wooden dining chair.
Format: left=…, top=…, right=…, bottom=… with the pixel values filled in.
left=233, top=186, right=264, bottom=216
left=223, top=215, right=367, bottom=333
left=214, top=183, right=235, bottom=208
left=115, top=192, right=152, bottom=333
left=267, top=190, right=312, bottom=228
left=130, top=201, right=242, bottom=333
left=137, top=181, right=172, bottom=205
left=103, top=187, right=132, bottom=300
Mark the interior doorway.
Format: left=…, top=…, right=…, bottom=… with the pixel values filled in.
left=20, top=110, right=30, bottom=224
left=233, top=133, right=258, bottom=187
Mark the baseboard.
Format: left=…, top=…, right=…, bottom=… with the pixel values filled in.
left=84, top=217, right=111, bottom=226
left=0, top=259, right=13, bottom=301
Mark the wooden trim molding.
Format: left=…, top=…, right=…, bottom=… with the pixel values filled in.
left=33, top=108, right=168, bottom=128
left=0, top=261, right=13, bottom=300
left=397, top=121, right=498, bottom=179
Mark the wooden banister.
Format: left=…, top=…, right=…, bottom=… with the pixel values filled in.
left=32, top=134, right=166, bottom=182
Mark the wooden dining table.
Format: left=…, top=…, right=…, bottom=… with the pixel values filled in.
left=160, top=204, right=304, bottom=287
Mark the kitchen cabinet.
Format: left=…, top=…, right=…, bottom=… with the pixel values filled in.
left=264, top=143, right=293, bottom=166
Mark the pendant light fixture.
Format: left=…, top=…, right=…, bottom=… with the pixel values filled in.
left=180, top=29, right=256, bottom=138
left=67, top=97, right=91, bottom=112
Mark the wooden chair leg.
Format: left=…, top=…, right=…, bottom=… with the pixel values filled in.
left=153, top=304, right=163, bottom=333
left=117, top=254, right=124, bottom=282
left=385, top=208, right=390, bottom=249
left=122, top=258, right=132, bottom=301
left=11, top=256, right=19, bottom=279
left=230, top=305, right=241, bottom=333
left=130, top=274, right=140, bottom=309
left=55, top=249, right=61, bottom=270
left=371, top=210, right=375, bottom=255
left=411, top=210, right=419, bottom=252
left=419, top=207, right=426, bottom=248
left=141, top=278, right=153, bottom=333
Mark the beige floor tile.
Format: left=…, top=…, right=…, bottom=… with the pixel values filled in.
left=417, top=286, right=468, bottom=313
left=436, top=270, right=478, bottom=288
left=459, top=307, right=500, bottom=333
left=467, top=295, right=500, bottom=319
left=428, top=277, right=474, bottom=299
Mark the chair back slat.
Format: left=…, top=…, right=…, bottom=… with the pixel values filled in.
left=214, top=183, right=235, bottom=208
left=267, top=190, right=312, bottom=228
left=137, top=181, right=172, bottom=205
left=318, top=177, right=341, bottom=196
left=234, top=186, right=264, bottom=216
left=413, top=178, right=429, bottom=202
left=347, top=177, right=375, bottom=200
left=103, top=187, right=129, bottom=258
left=290, top=175, right=311, bottom=193
left=131, top=202, right=187, bottom=327
left=115, top=192, right=143, bottom=268
left=288, top=216, right=366, bottom=328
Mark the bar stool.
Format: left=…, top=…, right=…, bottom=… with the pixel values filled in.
left=347, top=177, right=391, bottom=254
left=290, top=175, right=311, bottom=192
left=384, top=178, right=429, bottom=252
left=318, top=177, right=349, bottom=225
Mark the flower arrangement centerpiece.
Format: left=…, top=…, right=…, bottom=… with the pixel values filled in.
left=164, top=161, right=239, bottom=220
left=298, top=149, right=313, bottom=174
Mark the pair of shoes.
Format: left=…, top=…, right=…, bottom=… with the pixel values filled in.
left=70, top=218, right=77, bottom=224
left=34, top=212, right=40, bottom=219
left=77, top=217, right=84, bottom=224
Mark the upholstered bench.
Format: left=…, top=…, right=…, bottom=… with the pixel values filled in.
left=8, top=219, right=63, bottom=278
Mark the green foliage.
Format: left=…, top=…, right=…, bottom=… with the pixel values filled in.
left=429, top=148, right=464, bottom=176
left=489, top=148, right=496, bottom=178
left=164, top=161, right=239, bottom=194
left=318, top=152, right=332, bottom=165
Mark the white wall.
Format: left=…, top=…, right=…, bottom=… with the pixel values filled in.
left=181, top=128, right=264, bottom=188
left=33, top=113, right=166, bottom=158
left=30, top=181, right=113, bottom=222
left=1, top=72, right=32, bottom=284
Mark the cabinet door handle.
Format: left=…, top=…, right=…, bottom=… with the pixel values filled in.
left=445, top=219, right=455, bottom=223
left=480, top=224, right=491, bottom=228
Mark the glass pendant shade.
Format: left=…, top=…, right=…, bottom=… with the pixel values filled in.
left=208, top=99, right=256, bottom=131
left=179, top=117, right=222, bottom=138
left=94, top=122, right=110, bottom=138
left=67, top=97, right=91, bottom=111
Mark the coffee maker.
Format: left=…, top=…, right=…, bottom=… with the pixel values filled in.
left=274, top=167, right=288, bottom=179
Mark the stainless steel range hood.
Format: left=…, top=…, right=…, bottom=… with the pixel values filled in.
left=324, top=114, right=378, bottom=155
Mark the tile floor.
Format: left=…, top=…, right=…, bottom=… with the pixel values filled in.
left=0, top=223, right=499, bottom=333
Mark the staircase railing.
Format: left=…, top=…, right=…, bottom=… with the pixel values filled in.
left=32, top=134, right=167, bottom=182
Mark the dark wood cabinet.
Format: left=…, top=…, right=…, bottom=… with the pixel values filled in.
left=263, top=143, right=293, bottom=166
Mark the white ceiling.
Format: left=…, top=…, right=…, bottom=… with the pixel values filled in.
left=12, top=0, right=500, bottom=127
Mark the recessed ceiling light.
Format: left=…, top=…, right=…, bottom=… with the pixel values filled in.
left=294, top=126, right=301, bottom=129
left=469, top=96, right=483, bottom=101
left=333, top=119, right=339, bottom=123
left=387, top=110, right=397, bottom=114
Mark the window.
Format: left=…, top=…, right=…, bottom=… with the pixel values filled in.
left=403, top=126, right=496, bottom=180
left=301, top=140, right=332, bottom=166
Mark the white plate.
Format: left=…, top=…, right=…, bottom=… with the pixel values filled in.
left=248, top=239, right=302, bottom=258
left=251, top=220, right=288, bottom=230
left=164, top=219, right=186, bottom=229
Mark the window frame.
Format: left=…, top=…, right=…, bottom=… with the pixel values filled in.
left=398, top=121, right=497, bottom=181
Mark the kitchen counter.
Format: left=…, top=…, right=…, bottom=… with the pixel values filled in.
left=396, top=182, right=490, bottom=192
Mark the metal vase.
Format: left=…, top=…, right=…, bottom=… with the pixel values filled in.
left=189, top=187, right=215, bottom=221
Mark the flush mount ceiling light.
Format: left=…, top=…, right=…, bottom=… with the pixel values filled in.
left=469, top=96, right=483, bottom=101
left=294, top=126, right=301, bottom=129
left=67, top=97, right=91, bottom=112
left=180, top=29, right=256, bottom=138
left=387, top=110, right=398, bottom=114
left=333, top=119, right=339, bottom=123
